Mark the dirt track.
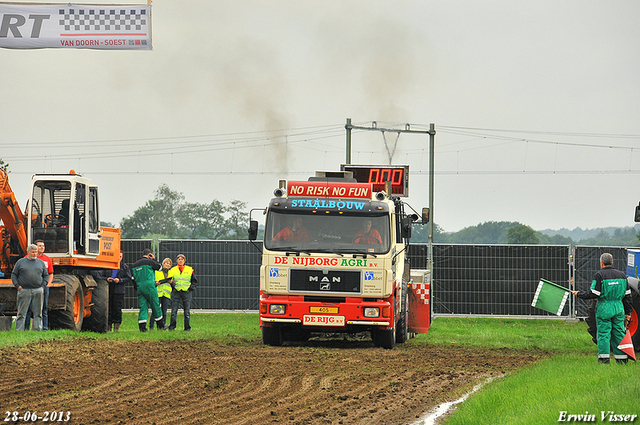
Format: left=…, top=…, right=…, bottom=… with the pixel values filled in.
left=0, top=337, right=547, bottom=424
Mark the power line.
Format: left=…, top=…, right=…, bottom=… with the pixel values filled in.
left=437, top=125, right=640, bottom=139
left=4, top=122, right=640, bottom=176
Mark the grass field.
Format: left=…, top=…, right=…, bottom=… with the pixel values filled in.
left=420, top=318, right=639, bottom=424
left=1, top=314, right=637, bottom=424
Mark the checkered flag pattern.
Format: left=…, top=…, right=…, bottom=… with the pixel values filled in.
left=411, top=282, right=430, bottom=305
left=59, top=8, right=147, bottom=32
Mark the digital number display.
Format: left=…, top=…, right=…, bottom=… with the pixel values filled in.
left=341, top=165, right=409, bottom=197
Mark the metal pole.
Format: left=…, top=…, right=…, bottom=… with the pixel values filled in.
left=428, top=123, right=435, bottom=271
left=345, top=118, right=352, bottom=164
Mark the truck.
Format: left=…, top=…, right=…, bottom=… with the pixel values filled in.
left=0, top=169, right=121, bottom=332
left=248, top=166, right=431, bottom=349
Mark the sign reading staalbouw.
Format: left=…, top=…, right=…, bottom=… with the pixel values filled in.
left=0, top=3, right=151, bottom=50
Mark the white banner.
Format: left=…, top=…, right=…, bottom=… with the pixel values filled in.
left=0, top=3, right=151, bottom=50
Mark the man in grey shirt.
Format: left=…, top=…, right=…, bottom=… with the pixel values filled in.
left=12, top=244, right=49, bottom=331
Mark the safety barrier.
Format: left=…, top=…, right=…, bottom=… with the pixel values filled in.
left=120, top=240, right=630, bottom=318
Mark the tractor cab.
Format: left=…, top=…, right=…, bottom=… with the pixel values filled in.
left=28, top=171, right=101, bottom=257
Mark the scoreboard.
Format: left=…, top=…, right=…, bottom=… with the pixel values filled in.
left=340, top=165, right=409, bottom=197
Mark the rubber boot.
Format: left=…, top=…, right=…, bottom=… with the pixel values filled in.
left=139, top=322, right=148, bottom=332
left=155, top=317, right=165, bottom=330
left=113, top=323, right=120, bottom=332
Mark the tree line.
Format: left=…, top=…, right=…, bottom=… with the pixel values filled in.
left=110, top=183, right=640, bottom=246
left=411, top=221, right=640, bottom=246
left=117, top=184, right=248, bottom=240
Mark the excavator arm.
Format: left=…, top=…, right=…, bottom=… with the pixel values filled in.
left=0, top=169, right=28, bottom=275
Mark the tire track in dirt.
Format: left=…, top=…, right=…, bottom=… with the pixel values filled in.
left=158, top=375, right=304, bottom=425
left=151, top=376, right=281, bottom=425
left=0, top=338, right=547, bottom=425
left=1, top=378, right=46, bottom=398
left=68, top=375, right=184, bottom=421
left=38, top=376, right=137, bottom=408
left=228, top=374, right=331, bottom=425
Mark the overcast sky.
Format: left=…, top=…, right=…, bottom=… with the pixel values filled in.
left=2, top=1, right=640, bottom=233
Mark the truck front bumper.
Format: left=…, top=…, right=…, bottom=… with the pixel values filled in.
left=259, top=293, right=394, bottom=330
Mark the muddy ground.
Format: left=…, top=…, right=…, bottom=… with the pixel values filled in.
left=0, top=337, right=547, bottom=425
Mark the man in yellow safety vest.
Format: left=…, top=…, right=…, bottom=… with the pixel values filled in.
left=168, top=254, right=198, bottom=331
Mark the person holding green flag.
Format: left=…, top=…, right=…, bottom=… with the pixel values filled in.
left=572, top=253, right=633, bottom=364
left=131, top=249, right=165, bottom=332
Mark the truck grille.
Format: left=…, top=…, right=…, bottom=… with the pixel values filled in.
left=290, top=269, right=361, bottom=294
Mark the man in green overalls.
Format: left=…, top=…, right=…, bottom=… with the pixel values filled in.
left=573, top=253, right=633, bottom=363
left=131, top=249, right=165, bottom=332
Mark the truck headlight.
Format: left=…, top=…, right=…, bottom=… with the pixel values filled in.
left=363, top=307, right=380, bottom=318
left=269, top=304, right=286, bottom=315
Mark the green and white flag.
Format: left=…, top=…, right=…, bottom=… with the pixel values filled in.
left=531, top=278, right=570, bottom=316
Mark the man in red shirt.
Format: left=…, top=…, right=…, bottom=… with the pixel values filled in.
left=24, top=240, right=54, bottom=330
left=273, top=217, right=310, bottom=242
left=353, top=220, right=382, bottom=245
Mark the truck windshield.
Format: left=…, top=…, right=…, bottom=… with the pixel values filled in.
left=264, top=210, right=391, bottom=254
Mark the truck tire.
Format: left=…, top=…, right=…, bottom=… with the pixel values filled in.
left=82, top=278, right=109, bottom=333
left=396, top=288, right=408, bottom=344
left=48, top=275, right=84, bottom=331
left=630, top=295, right=639, bottom=352
left=262, top=326, right=283, bottom=346
left=377, top=328, right=396, bottom=349
left=283, top=327, right=311, bottom=342
left=372, top=325, right=396, bottom=349
left=586, top=300, right=597, bottom=345
left=586, top=296, right=640, bottom=352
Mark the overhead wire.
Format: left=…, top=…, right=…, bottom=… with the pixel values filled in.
left=3, top=122, right=640, bottom=176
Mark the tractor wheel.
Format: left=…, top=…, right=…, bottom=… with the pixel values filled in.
left=48, top=275, right=84, bottom=331
left=82, top=278, right=109, bottom=333
left=262, top=326, right=283, bottom=346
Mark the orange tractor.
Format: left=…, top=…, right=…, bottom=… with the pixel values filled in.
left=0, top=169, right=120, bottom=332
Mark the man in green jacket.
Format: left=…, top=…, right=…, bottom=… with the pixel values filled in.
left=131, top=249, right=165, bottom=332
left=573, top=253, right=633, bottom=364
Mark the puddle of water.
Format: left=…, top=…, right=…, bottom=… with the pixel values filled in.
left=411, top=376, right=500, bottom=425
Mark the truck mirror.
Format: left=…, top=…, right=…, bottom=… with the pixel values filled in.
left=248, top=220, right=259, bottom=241
left=401, top=217, right=412, bottom=239
left=422, top=207, right=430, bottom=224
left=635, top=204, right=640, bottom=223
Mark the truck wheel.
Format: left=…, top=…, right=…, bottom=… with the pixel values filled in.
left=630, top=295, right=639, bottom=352
left=283, top=327, right=310, bottom=342
left=262, top=326, right=283, bottom=346
left=586, top=300, right=597, bottom=345
left=396, top=289, right=408, bottom=344
left=374, top=327, right=396, bottom=350
left=587, top=296, right=640, bottom=352
left=48, top=275, right=84, bottom=331
left=82, top=278, right=109, bottom=333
